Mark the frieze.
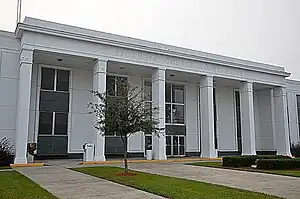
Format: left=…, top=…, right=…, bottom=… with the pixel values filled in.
left=116, top=48, right=159, bottom=64
left=114, top=47, right=251, bottom=79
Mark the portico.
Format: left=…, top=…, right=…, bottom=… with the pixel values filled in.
left=1, top=17, right=293, bottom=164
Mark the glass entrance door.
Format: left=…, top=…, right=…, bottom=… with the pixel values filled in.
left=144, top=135, right=152, bottom=156
left=166, top=135, right=185, bottom=157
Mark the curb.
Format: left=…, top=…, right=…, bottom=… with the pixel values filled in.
left=10, top=163, right=45, bottom=168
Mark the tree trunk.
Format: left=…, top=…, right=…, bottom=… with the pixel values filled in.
left=124, top=136, right=128, bottom=174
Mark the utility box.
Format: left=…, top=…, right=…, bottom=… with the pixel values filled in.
left=146, top=149, right=152, bottom=160
left=83, top=143, right=94, bottom=162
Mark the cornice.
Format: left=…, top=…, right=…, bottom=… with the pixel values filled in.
left=15, top=18, right=290, bottom=78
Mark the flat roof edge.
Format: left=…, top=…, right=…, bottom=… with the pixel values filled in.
left=19, top=17, right=287, bottom=76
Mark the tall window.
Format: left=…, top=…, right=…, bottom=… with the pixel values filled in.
left=297, top=95, right=300, bottom=136
left=235, top=90, right=242, bottom=153
left=39, top=68, right=70, bottom=136
left=213, top=88, right=217, bottom=149
left=165, top=83, right=185, bottom=124
left=106, top=75, right=127, bottom=97
left=143, top=80, right=152, bottom=122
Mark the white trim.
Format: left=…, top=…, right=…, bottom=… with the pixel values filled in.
left=16, top=18, right=289, bottom=77
left=165, top=83, right=186, bottom=125
left=35, top=64, right=73, bottom=153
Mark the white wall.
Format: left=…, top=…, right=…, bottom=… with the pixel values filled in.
left=216, top=86, right=237, bottom=151
left=185, top=83, right=200, bottom=153
left=286, top=80, right=300, bottom=144
left=69, top=67, right=95, bottom=153
left=0, top=31, right=20, bottom=144
left=254, top=89, right=275, bottom=151
left=127, top=75, right=144, bottom=153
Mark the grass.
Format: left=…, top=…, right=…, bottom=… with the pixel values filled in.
left=73, top=166, right=281, bottom=199
left=189, top=161, right=300, bottom=178
left=0, top=171, right=57, bottom=199
left=0, top=166, right=11, bottom=170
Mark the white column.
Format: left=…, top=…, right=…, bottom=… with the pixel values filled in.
left=200, top=75, right=217, bottom=157
left=240, top=82, right=256, bottom=155
left=273, top=87, right=291, bottom=156
left=14, top=48, right=34, bottom=164
left=93, top=59, right=107, bottom=161
left=152, top=68, right=167, bottom=160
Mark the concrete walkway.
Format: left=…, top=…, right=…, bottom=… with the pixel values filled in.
left=17, top=166, right=165, bottom=199
left=128, top=162, right=300, bottom=199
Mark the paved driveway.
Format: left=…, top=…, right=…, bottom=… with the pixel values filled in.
left=128, top=162, right=300, bottom=199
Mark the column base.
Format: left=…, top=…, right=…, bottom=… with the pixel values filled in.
left=242, top=152, right=257, bottom=156
left=14, top=157, right=28, bottom=164
left=201, top=150, right=218, bottom=158
left=276, top=151, right=292, bottom=157
left=94, top=156, right=106, bottom=162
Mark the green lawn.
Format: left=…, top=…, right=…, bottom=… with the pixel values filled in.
left=0, top=171, right=57, bottom=199
left=73, top=166, right=281, bottom=199
left=0, top=166, right=11, bottom=170
left=189, top=162, right=300, bottom=178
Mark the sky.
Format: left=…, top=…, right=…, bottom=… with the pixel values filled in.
left=0, top=0, right=299, bottom=79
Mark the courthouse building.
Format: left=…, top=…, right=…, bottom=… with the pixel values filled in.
left=0, top=17, right=299, bottom=164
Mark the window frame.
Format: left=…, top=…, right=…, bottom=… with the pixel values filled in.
left=143, top=78, right=153, bottom=135
left=234, top=89, right=242, bottom=153
left=106, top=74, right=128, bottom=97
left=35, top=65, right=72, bottom=145
left=296, top=95, right=300, bottom=138
left=165, top=83, right=185, bottom=125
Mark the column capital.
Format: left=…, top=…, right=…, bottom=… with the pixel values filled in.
left=152, top=68, right=165, bottom=82
left=200, top=75, right=214, bottom=88
left=93, top=59, right=107, bottom=75
left=240, top=81, right=253, bottom=93
left=20, top=48, right=33, bottom=65
left=273, top=86, right=287, bottom=97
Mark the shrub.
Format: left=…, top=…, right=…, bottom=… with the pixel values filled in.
left=222, top=155, right=291, bottom=167
left=257, top=158, right=300, bottom=170
left=291, top=142, right=300, bottom=157
left=0, top=137, right=14, bottom=166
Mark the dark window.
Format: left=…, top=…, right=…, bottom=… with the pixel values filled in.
left=166, top=104, right=171, bottom=123
left=41, top=68, right=55, bottom=90
left=54, top=113, right=68, bottom=135
left=56, top=70, right=70, bottom=92
left=38, top=67, right=70, bottom=155
left=235, top=91, right=242, bottom=153
left=39, top=91, right=69, bottom=112
left=172, top=105, right=184, bottom=124
left=144, top=80, right=152, bottom=101
left=38, top=112, right=53, bottom=135
left=166, top=136, right=171, bottom=155
left=116, top=76, right=128, bottom=97
left=172, top=85, right=184, bottom=103
left=165, top=83, right=185, bottom=124
left=213, top=88, right=217, bottom=149
left=165, top=84, right=172, bottom=103
left=106, top=76, right=128, bottom=96
left=106, top=76, right=116, bottom=96
left=297, top=95, right=300, bottom=137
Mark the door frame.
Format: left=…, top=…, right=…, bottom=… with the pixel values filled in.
left=166, top=135, right=186, bottom=157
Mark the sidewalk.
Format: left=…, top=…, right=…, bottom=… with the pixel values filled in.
left=128, top=162, right=300, bottom=199
left=17, top=166, right=165, bottom=199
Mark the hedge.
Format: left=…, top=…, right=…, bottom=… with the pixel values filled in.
left=222, top=155, right=291, bottom=168
left=257, top=158, right=300, bottom=170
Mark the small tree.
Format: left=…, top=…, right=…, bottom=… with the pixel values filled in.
left=89, top=77, right=161, bottom=174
